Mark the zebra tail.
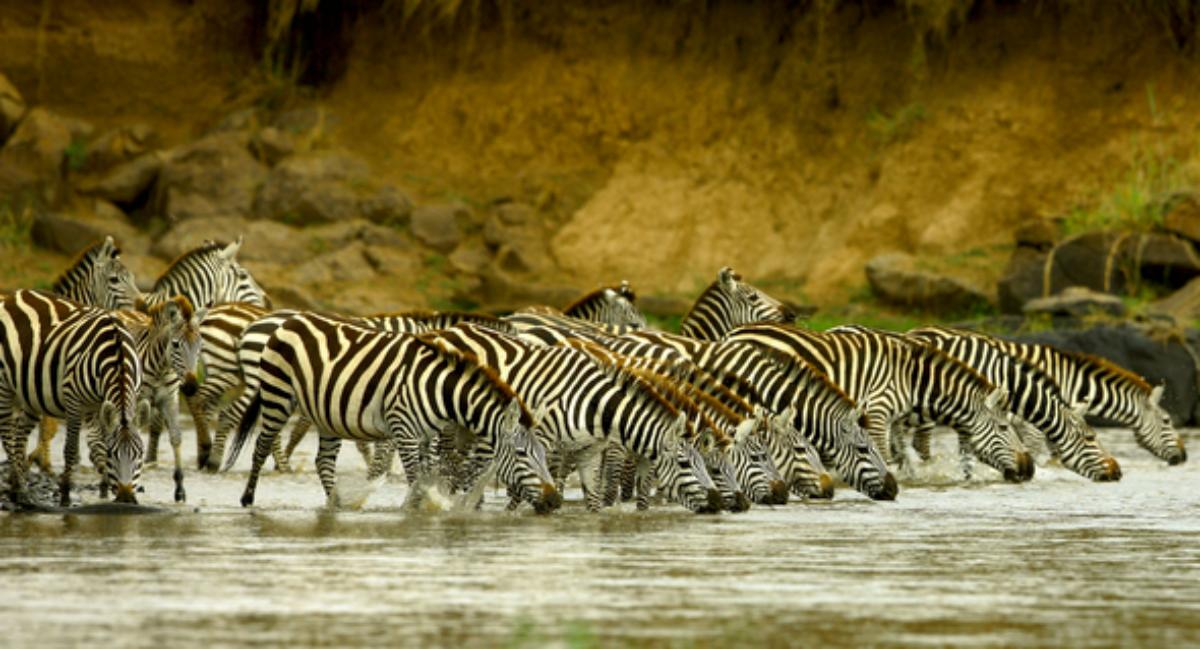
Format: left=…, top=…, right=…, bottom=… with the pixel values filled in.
left=222, top=390, right=263, bottom=472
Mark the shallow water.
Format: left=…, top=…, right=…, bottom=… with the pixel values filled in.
left=1, top=427, right=1197, bottom=648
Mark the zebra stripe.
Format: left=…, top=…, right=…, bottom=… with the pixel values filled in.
left=562, top=281, right=647, bottom=328
left=679, top=267, right=795, bottom=341
left=141, top=238, right=269, bottom=310
left=226, top=312, right=559, bottom=512
left=51, top=236, right=140, bottom=310
left=0, top=290, right=147, bottom=507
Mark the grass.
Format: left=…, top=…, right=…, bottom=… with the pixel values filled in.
left=0, top=201, right=34, bottom=248
left=866, top=103, right=928, bottom=145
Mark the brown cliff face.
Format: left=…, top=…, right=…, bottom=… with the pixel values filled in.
left=3, top=1, right=1199, bottom=306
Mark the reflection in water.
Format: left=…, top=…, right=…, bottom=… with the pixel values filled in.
left=0, top=429, right=1197, bottom=647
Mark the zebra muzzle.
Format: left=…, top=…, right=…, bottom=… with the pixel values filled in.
left=1097, top=456, right=1122, bottom=482
left=769, top=480, right=790, bottom=505
left=114, top=483, right=138, bottom=504
left=815, top=473, right=835, bottom=500
left=728, top=491, right=751, bottom=513
left=1168, top=446, right=1187, bottom=466
left=871, top=472, right=898, bottom=501
left=695, top=488, right=724, bottom=514
left=180, top=373, right=199, bottom=397
left=534, top=483, right=562, bottom=514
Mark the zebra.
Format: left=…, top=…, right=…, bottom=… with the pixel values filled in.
left=904, top=326, right=1122, bottom=482
left=415, top=324, right=724, bottom=513
left=725, top=323, right=1024, bottom=483
left=114, top=297, right=205, bottom=502
left=678, top=267, right=795, bottom=341
left=223, top=312, right=560, bottom=513
left=0, top=290, right=148, bottom=507
left=28, top=236, right=141, bottom=473
left=509, top=322, right=848, bottom=501
left=978, top=332, right=1183, bottom=465
left=520, top=281, right=647, bottom=329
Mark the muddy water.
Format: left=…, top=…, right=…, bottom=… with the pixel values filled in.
left=1, top=428, right=1197, bottom=648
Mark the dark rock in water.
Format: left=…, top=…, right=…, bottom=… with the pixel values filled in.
left=865, top=253, right=991, bottom=315
left=1023, top=287, right=1127, bottom=318
left=1004, top=323, right=1200, bottom=426
left=0, top=462, right=59, bottom=510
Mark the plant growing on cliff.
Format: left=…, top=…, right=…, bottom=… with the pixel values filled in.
left=0, top=201, right=34, bottom=248
left=1064, top=142, right=1194, bottom=235
left=867, top=103, right=928, bottom=145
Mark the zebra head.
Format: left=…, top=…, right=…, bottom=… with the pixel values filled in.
left=1056, top=401, right=1122, bottom=482
left=730, top=416, right=788, bottom=506
left=91, top=236, right=140, bottom=310
left=837, top=406, right=898, bottom=501
left=652, top=414, right=723, bottom=514
left=716, top=266, right=795, bottom=325
left=209, top=237, right=269, bottom=307
left=965, top=387, right=1033, bottom=483
left=148, top=296, right=205, bottom=397
left=101, top=398, right=150, bottom=504
left=496, top=400, right=560, bottom=514
left=697, top=423, right=749, bottom=513
left=763, top=406, right=831, bottom=501
left=603, top=285, right=647, bottom=329
left=1136, top=385, right=1186, bottom=465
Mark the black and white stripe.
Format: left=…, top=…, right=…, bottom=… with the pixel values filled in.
left=679, top=267, right=795, bottom=341
left=140, top=238, right=269, bottom=310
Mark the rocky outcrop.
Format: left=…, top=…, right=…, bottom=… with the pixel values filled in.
left=152, top=132, right=267, bottom=222
left=0, top=108, right=90, bottom=184
left=83, top=124, right=158, bottom=174
left=31, top=204, right=147, bottom=258
left=865, top=252, right=991, bottom=314
left=410, top=204, right=469, bottom=253
left=0, top=73, right=25, bottom=141
left=1163, top=193, right=1200, bottom=244
left=253, top=150, right=384, bottom=225
left=77, top=152, right=164, bottom=205
left=1022, top=286, right=1127, bottom=318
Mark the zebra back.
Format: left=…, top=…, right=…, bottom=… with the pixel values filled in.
left=145, top=238, right=268, bottom=309
left=360, top=310, right=518, bottom=336
left=679, top=267, right=795, bottom=341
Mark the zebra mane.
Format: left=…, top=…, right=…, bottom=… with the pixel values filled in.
left=626, top=352, right=757, bottom=420
left=629, top=366, right=732, bottom=450
left=680, top=278, right=725, bottom=327
left=908, top=339, right=999, bottom=392
left=370, top=309, right=517, bottom=334
left=99, top=312, right=135, bottom=430
left=413, top=333, right=534, bottom=427
left=52, top=238, right=120, bottom=293
left=153, top=241, right=232, bottom=292
left=735, top=340, right=869, bottom=428
left=561, top=339, right=694, bottom=440
left=563, top=282, right=637, bottom=314
left=1061, top=349, right=1152, bottom=393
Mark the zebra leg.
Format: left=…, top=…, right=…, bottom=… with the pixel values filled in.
left=28, top=415, right=58, bottom=474
left=619, top=453, right=637, bottom=502
left=957, top=431, right=975, bottom=480
left=162, top=396, right=187, bottom=503
left=912, top=423, right=933, bottom=462
left=240, top=394, right=291, bottom=508
left=4, top=411, right=36, bottom=507
left=315, top=434, right=342, bottom=509
left=59, top=418, right=81, bottom=507
left=576, top=444, right=605, bottom=513
left=395, top=436, right=427, bottom=511
left=146, top=422, right=162, bottom=467
left=86, top=425, right=110, bottom=500
left=634, top=455, right=655, bottom=511
left=890, top=421, right=910, bottom=472
left=355, top=441, right=373, bottom=470
left=281, top=416, right=311, bottom=471
left=600, top=443, right=624, bottom=507
left=186, top=393, right=213, bottom=471
left=270, top=419, right=291, bottom=473
left=212, top=391, right=255, bottom=473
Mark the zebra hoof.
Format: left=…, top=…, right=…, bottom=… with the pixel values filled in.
left=174, top=487, right=186, bottom=503
left=240, top=491, right=255, bottom=508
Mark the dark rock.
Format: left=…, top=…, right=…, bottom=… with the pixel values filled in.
left=480, top=205, right=555, bottom=274
left=32, top=211, right=108, bottom=256
left=0, top=107, right=74, bottom=179
left=479, top=262, right=581, bottom=313
left=449, top=237, right=493, bottom=274
left=1023, top=286, right=1127, bottom=318
left=1163, top=193, right=1200, bottom=244
left=1151, top=276, right=1200, bottom=323
left=1134, top=232, right=1200, bottom=287
left=83, top=124, right=158, bottom=173
left=411, top=204, right=469, bottom=253
left=0, top=462, right=60, bottom=510
left=1007, top=323, right=1198, bottom=426
left=153, top=132, right=267, bottom=222
left=0, top=73, right=25, bottom=141
left=253, top=151, right=369, bottom=225
left=1045, top=231, right=1126, bottom=295
left=257, top=283, right=317, bottom=311
left=1013, top=219, right=1059, bottom=250
left=865, top=252, right=991, bottom=314
left=360, top=185, right=412, bottom=228
left=77, top=152, right=164, bottom=205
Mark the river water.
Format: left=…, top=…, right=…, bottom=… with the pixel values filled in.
left=0, top=427, right=1197, bottom=648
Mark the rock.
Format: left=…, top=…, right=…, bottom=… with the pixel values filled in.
left=360, top=185, right=412, bottom=228
left=292, top=242, right=378, bottom=285
left=865, top=252, right=992, bottom=314
left=363, top=244, right=422, bottom=277
left=31, top=211, right=107, bottom=256
left=253, top=150, right=369, bottom=225
left=257, top=282, right=318, bottom=311
left=274, top=107, right=332, bottom=134
left=638, top=294, right=694, bottom=317
left=1046, top=231, right=1126, bottom=295
left=1022, top=286, right=1127, bottom=318
left=152, top=216, right=309, bottom=264
left=0, top=73, right=25, bottom=141
left=410, top=204, right=469, bottom=253
left=1007, top=323, right=1199, bottom=426
left=1133, top=232, right=1200, bottom=287
left=481, top=204, right=555, bottom=274
left=478, top=262, right=581, bottom=313
left=308, top=219, right=411, bottom=250
left=249, top=127, right=295, bottom=166
left=449, top=237, right=493, bottom=275
left=77, top=152, right=164, bottom=205
left=0, top=462, right=60, bottom=510
left=1151, top=276, right=1200, bottom=323
left=997, top=247, right=1049, bottom=314
left=153, top=132, right=267, bottom=222
left=212, top=108, right=262, bottom=134
left=1013, top=218, right=1059, bottom=250
left=83, top=124, right=158, bottom=173
left=122, top=253, right=168, bottom=287
left=1163, top=193, right=1200, bottom=244
left=0, top=107, right=73, bottom=179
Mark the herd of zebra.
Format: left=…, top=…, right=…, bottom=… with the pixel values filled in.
left=0, top=235, right=1187, bottom=514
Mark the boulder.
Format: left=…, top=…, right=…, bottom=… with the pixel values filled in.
left=0, top=107, right=74, bottom=179
left=0, top=73, right=25, bottom=141
left=253, top=150, right=370, bottom=225
left=1151, top=276, right=1200, bottom=323
left=411, top=204, right=469, bottom=253
left=77, top=152, right=164, bottom=205
left=83, top=124, right=158, bottom=173
left=31, top=205, right=148, bottom=258
left=1044, top=231, right=1125, bottom=295
left=1133, top=232, right=1200, bottom=287
left=249, top=127, right=294, bottom=166
left=1162, top=193, right=1200, bottom=244
left=1022, top=286, right=1127, bottom=318
left=480, top=203, right=555, bottom=275
left=153, top=132, right=267, bottom=222
left=478, top=261, right=581, bottom=313
left=152, top=216, right=308, bottom=264
left=1007, top=323, right=1199, bottom=426
left=360, top=185, right=413, bottom=228
left=865, top=252, right=991, bottom=314
left=449, top=237, right=493, bottom=275
left=1013, top=218, right=1059, bottom=250
left=308, top=219, right=411, bottom=251
left=292, top=242, right=378, bottom=285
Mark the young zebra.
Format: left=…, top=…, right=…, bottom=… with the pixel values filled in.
left=0, top=290, right=149, bottom=508
left=224, top=312, right=560, bottom=513
left=904, top=326, right=1121, bottom=481
left=679, top=267, right=795, bottom=341
left=114, top=297, right=205, bottom=502
left=975, top=331, right=1183, bottom=465
left=415, top=324, right=724, bottom=513
left=725, top=324, right=1027, bottom=483
left=511, top=323, right=851, bottom=501
left=517, top=281, right=646, bottom=330
left=28, top=236, right=141, bottom=473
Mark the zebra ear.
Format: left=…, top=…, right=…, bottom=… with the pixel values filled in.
left=672, top=412, right=688, bottom=438
left=99, top=401, right=119, bottom=434
left=734, top=418, right=755, bottom=445
left=985, top=388, right=1007, bottom=410
left=219, top=236, right=243, bottom=261
left=718, top=266, right=737, bottom=290
left=504, top=398, right=523, bottom=427
left=1150, top=384, right=1165, bottom=405
left=100, top=235, right=117, bottom=258
left=1070, top=400, right=1089, bottom=418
